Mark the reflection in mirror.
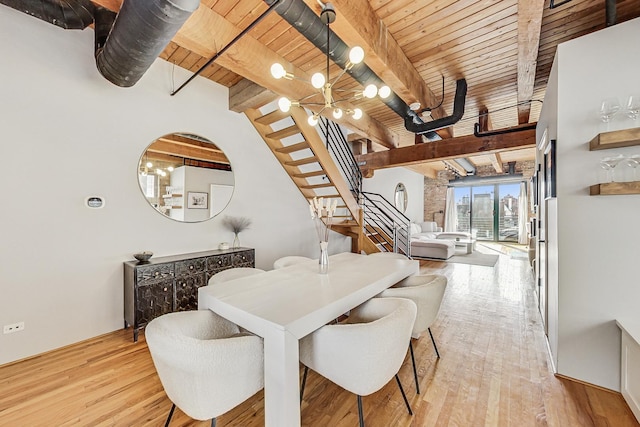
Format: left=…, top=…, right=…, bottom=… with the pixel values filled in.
left=138, top=133, right=234, bottom=222
left=394, top=183, right=408, bottom=213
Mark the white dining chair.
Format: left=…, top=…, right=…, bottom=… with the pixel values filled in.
left=273, top=255, right=313, bottom=269
left=368, top=251, right=410, bottom=260
left=145, top=310, right=264, bottom=427
left=299, top=297, right=417, bottom=427
left=208, top=267, right=265, bottom=285
left=377, top=275, right=448, bottom=394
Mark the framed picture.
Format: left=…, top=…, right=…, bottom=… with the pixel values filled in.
left=544, top=139, right=556, bottom=199
left=187, top=192, right=208, bottom=209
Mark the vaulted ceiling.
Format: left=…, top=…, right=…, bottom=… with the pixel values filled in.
left=89, top=0, right=640, bottom=176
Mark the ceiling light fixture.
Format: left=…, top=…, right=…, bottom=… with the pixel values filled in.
left=271, top=3, right=391, bottom=126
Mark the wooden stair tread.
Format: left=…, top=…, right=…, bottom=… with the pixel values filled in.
left=286, top=156, right=319, bottom=167
left=276, top=141, right=310, bottom=154
left=301, top=183, right=334, bottom=189
left=292, top=170, right=326, bottom=178
left=254, top=109, right=289, bottom=125
left=266, top=124, right=300, bottom=140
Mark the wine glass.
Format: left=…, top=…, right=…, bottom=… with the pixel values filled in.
left=598, top=98, right=621, bottom=123
left=599, top=154, right=625, bottom=182
left=626, top=95, right=640, bottom=120
left=628, top=155, right=640, bottom=181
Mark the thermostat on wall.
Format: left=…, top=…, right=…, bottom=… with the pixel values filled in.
left=85, top=196, right=105, bottom=209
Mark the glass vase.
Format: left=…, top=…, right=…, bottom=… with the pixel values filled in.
left=232, top=233, right=240, bottom=248
left=319, top=241, right=329, bottom=274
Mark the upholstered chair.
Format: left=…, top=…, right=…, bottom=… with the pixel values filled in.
left=299, top=297, right=417, bottom=427
left=273, top=255, right=313, bottom=269
left=145, top=310, right=264, bottom=427
left=207, top=267, right=265, bottom=285
left=377, top=276, right=448, bottom=394
left=368, top=251, right=410, bottom=260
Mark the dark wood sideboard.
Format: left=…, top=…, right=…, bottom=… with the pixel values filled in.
left=123, top=248, right=255, bottom=341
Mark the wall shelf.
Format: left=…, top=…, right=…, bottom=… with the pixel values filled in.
left=589, top=127, right=640, bottom=151
left=590, top=181, right=640, bottom=195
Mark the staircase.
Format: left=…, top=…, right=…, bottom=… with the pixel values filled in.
left=245, top=105, right=361, bottom=242
left=245, top=104, right=410, bottom=256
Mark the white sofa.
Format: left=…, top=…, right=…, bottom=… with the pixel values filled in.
left=411, top=237, right=455, bottom=260
left=409, top=222, right=454, bottom=259
left=409, top=221, right=442, bottom=239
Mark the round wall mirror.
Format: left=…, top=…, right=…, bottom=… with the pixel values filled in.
left=394, top=182, right=408, bottom=213
left=138, top=133, right=234, bottom=222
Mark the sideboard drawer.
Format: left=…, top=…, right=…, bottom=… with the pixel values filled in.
left=136, top=264, right=174, bottom=285
left=175, top=258, right=206, bottom=276
left=206, top=254, right=233, bottom=272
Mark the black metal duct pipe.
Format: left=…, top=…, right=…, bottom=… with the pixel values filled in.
left=264, top=0, right=444, bottom=140
left=95, top=0, right=200, bottom=87
left=0, top=0, right=94, bottom=29
left=605, top=0, right=617, bottom=26
left=473, top=121, right=536, bottom=137
left=404, top=78, right=467, bottom=135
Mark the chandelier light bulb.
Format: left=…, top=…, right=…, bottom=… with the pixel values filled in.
left=146, top=161, right=153, bottom=168
left=278, top=97, right=292, bottom=112
left=349, top=46, right=365, bottom=65
left=311, top=72, right=326, bottom=89
left=271, top=63, right=286, bottom=79
left=308, top=115, right=319, bottom=126
left=333, top=108, right=343, bottom=119
left=363, top=84, right=378, bottom=99
left=378, top=85, right=391, bottom=98
left=352, top=108, right=363, bottom=120
left=167, top=166, right=174, bottom=172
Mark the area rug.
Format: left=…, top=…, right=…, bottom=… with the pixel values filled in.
left=446, top=251, right=499, bottom=267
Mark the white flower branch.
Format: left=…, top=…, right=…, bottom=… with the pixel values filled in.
left=309, top=197, right=338, bottom=242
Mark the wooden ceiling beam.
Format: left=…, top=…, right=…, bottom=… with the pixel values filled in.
left=302, top=0, right=450, bottom=133
left=489, top=153, right=504, bottom=173
left=147, top=140, right=230, bottom=164
left=355, top=127, right=537, bottom=172
left=91, top=0, right=401, bottom=149
left=228, top=78, right=278, bottom=112
left=443, top=160, right=468, bottom=177
left=405, top=164, right=438, bottom=179
left=516, top=0, right=545, bottom=124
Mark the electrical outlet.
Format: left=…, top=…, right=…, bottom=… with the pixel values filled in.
left=3, top=322, right=25, bottom=334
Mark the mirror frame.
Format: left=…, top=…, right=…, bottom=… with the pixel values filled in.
left=394, top=182, right=408, bottom=213
left=137, top=132, right=235, bottom=223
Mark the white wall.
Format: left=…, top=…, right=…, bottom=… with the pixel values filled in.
left=362, top=167, right=425, bottom=223
left=0, top=8, right=351, bottom=365
left=181, top=166, right=233, bottom=222
left=537, top=17, right=640, bottom=391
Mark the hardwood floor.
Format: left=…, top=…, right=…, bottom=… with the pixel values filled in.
left=1, top=245, right=637, bottom=426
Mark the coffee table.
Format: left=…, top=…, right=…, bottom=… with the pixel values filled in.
left=454, top=238, right=476, bottom=254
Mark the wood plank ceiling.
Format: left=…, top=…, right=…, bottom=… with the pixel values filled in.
left=93, top=0, right=640, bottom=177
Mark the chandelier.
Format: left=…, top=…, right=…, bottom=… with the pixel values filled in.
left=270, top=3, right=391, bottom=126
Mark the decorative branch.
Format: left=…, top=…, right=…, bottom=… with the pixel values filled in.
left=309, top=197, right=338, bottom=242
left=222, top=216, right=252, bottom=234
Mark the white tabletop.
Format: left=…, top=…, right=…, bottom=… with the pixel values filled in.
left=198, top=251, right=419, bottom=427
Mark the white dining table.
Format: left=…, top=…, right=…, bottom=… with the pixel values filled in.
left=198, top=251, right=419, bottom=427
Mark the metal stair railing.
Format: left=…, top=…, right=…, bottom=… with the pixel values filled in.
left=361, top=191, right=411, bottom=257
left=317, top=116, right=410, bottom=256
left=319, top=117, right=362, bottom=195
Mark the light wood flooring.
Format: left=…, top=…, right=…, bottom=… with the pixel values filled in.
left=1, top=244, right=638, bottom=426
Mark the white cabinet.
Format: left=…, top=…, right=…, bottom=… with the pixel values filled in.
left=617, top=320, right=640, bottom=423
